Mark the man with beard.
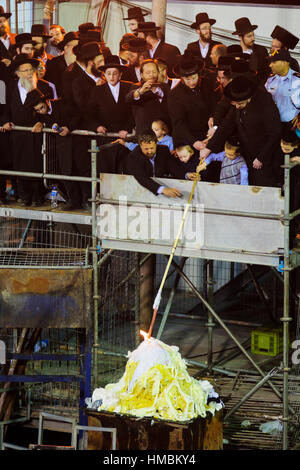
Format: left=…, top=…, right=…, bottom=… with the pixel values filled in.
left=232, top=17, right=269, bottom=83
left=122, top=37, right=149, bottom=83
left=136, top=22, right=180, bottom=78
left=14, top=33, right=35, bottom=58
left=200, top=76, right=282, bottom=187
left=46, top=24, right=65, bottom=57
left=31, top=24, right=53, bottom=64
left=126, top=58, right=171, bottom=136
left=2, top=55, right=45, bottom=206
left=0, top=6, right=15, bottom=66
left=45, top=31, right=79, bottom=98
left=185, top=13, right=219, bottom=69
left=123, top=7, right=147, bottom=36
left=270, top=26, right=299, bottom=73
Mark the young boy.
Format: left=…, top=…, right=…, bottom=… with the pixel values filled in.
left=174, top=144, right=201, bottom=180
left=151, top=119, right=174, bottom=152
left=197, top=136, right=249, bottom=185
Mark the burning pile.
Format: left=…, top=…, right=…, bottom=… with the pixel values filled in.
left=91, top=335, right=223, bottom=422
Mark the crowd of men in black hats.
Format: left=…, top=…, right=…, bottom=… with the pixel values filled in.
left=0, top=6, right=299, bottom=238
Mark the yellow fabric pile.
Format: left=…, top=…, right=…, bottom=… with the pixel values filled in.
left=92, top=337, right=222, bottom=422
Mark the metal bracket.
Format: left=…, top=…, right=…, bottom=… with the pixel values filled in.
left=71, top=424, right=117, bottom=450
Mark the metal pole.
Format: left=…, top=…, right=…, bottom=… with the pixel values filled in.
left=165, top=256, right=285, bottom=402
left=224, top=367, right=279, bottom=421
left=91, top=139, right=99, bottom=389
left=140, top=254, right=155, bottom=333
left=206, top=260, right=215, bottom=372
left=281, top=153, right=292, bottom=450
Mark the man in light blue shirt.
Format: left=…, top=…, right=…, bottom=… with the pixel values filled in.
left=265, top=49, right=300, bottom=128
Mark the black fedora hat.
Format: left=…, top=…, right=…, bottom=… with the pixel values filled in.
left=226, top=44, right=245, bottom=59
left=10, top=53, right=40, bottom=73
left=173, top=52, right=204, bottom=77
left=232, top=17, right=257, bottom=36
left=74, top=41, right=101, bottom=61
left=98, top=55, right=127, bottom=72
left=31, top=24, right=51, bottom=39
left=224, top=76, right=257, bottom=101
left=191, top=12, right=216, bottom=29
left=78, top=23, right=95, bottom=34
left=124, top=37, right=149, bottom=53
left=15, top=33, right=37, bottom=48
left=123, top=7, right=147, bottom=21
left=136, top=22, right=161, bottom=33
left=271, top=25, right=299, bottom=50
left=57, top=31, right=78, bottom=50
left=24, top=88, right=47, bottom=108
left=217, top=55, right=234, bottom=72
left=0, top=6, right=12, bottom=19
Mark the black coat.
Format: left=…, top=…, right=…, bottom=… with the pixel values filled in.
left=207, top=87, right=282, bottom=186
left=126, top=83, right=171, bottom=136
left=151, top=41, right=181, bottom=77
left=71, top=70, right=97, bottom=129
left=248, top=44, right=269, bottom=83
left=88, top=80, right=134, bottom=133
left=0, top=33, right=16, bottom=60
left=44, top=54, right=68, bottom=98
left=124, top=144, right=185, bottom=194
left=168, top=79, right=217, bottom=147
left=185, top=39, right=220, bottom=68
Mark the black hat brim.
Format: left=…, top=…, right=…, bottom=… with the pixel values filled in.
left=191, top=19, right=216, bottom=29
left=224, top=79, right=257, bottom=101
left=11, top=57, right=40, bottom=73
left=98, top=63, right=127, bottom=72
left=0, top=12, right=12, bottom=19
left=232, top=25, right=257, bottom=35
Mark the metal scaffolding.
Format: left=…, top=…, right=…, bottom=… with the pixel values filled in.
left=0, top=126, right=299, bottom=449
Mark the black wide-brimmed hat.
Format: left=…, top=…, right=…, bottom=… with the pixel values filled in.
left=15, top=33, right=37, bottom=48
left=232, top=17, right=257, bottom=36
left=224, top=76, right=257, bottom=101
left=24, top=88, right=47, bottom=108
left=173, top=52, right=204, bottom=77
left=98, top=55, right=127, bottom=72
left=57, top=31, right=78, bottom=50
left=10, top=53, right=40, bottom=73
left=271, top=25, right=299, bottom=50
left=136, top=22, right=161, bottom=33
left=226, top=44, right=245, bottom=59
left=267, top=48, right=292, bottom=63
left=124, top=37, right=149, bottom=53
left=190, top=12, right=216, bottom=29
left=74, top=41, right=101, bottom=61
left=0, top=6, right=12, bottom=19
left=78, top=23, right=95, bottom=34
left=123, top=7, right=147, bottom=21
left=31, top=24, right=51, bottom=39
left=217, top=55, right=234, bottom=72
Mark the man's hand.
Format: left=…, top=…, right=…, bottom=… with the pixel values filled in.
left=32, top=122, right=43, bottom=133
left=96, top=77, right=105, bottom=86
left=59, top=126, right=70, bottom=137
left=162, top=187, right=182, bottom=198
left=208, top=117, right=214, bottom=128
left=2, top=122, right=12, bottom=131
left=139, top=80, right=154, bottom=95
left=206, top=127, right=216, bottom=139
left=193, top=140, right=207, bottom=151
left=253, top=158, right=263, bottom=170
left=112, top=138, right=126, bottom=146
left=196, top=160, right=207, bottom=173
left=291, top=156, right=300, bottom=165
left=1, top=58, right=11, bottom=67
left=200, top=148, right=211, bottom=160
left=97, top=125, right=107, bottom=134
left=187, top=172, right=201, bottom=181
left=119, top=130, right=128, bottom=139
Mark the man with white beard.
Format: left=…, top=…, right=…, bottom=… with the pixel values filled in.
left=2, top=55, right=46, bottom=206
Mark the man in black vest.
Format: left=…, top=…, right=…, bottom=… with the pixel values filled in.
left=185, top=13, right=219, bottom=69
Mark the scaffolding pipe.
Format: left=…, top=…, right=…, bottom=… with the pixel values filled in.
left=206, top=260, right=215, bottom=372
left=91, top=139, right=99, bottom=388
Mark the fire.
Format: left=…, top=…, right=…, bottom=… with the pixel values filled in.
left=140, top=330, right=151, bottom=341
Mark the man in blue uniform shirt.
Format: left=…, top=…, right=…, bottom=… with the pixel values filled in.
left=265, top=49, right=300, bottom=133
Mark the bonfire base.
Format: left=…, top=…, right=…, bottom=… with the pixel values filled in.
left=86, top=409, right=223, bottom=450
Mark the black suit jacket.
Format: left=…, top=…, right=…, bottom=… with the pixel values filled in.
left=44, top=54, right=68, bottom=97
left=124, top=144, right=185, bottom=194
left=126, top=83, right=171, bottom=136
left=71, top=70, right=97, bottom=129
left=152, top=41, right=181, bottom=77
left=185, top=39, right=220, bottom=68
left=0, top=33, right=16, bottom=60
left=88, top=80, right=134, bottom=133
left=248, top=44, right=269, bottom=83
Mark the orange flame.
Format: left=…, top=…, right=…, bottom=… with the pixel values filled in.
left=140, top=330, right=151, bottom=341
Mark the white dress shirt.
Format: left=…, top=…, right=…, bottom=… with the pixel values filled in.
left=108, top=81, right=120, bottom=103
